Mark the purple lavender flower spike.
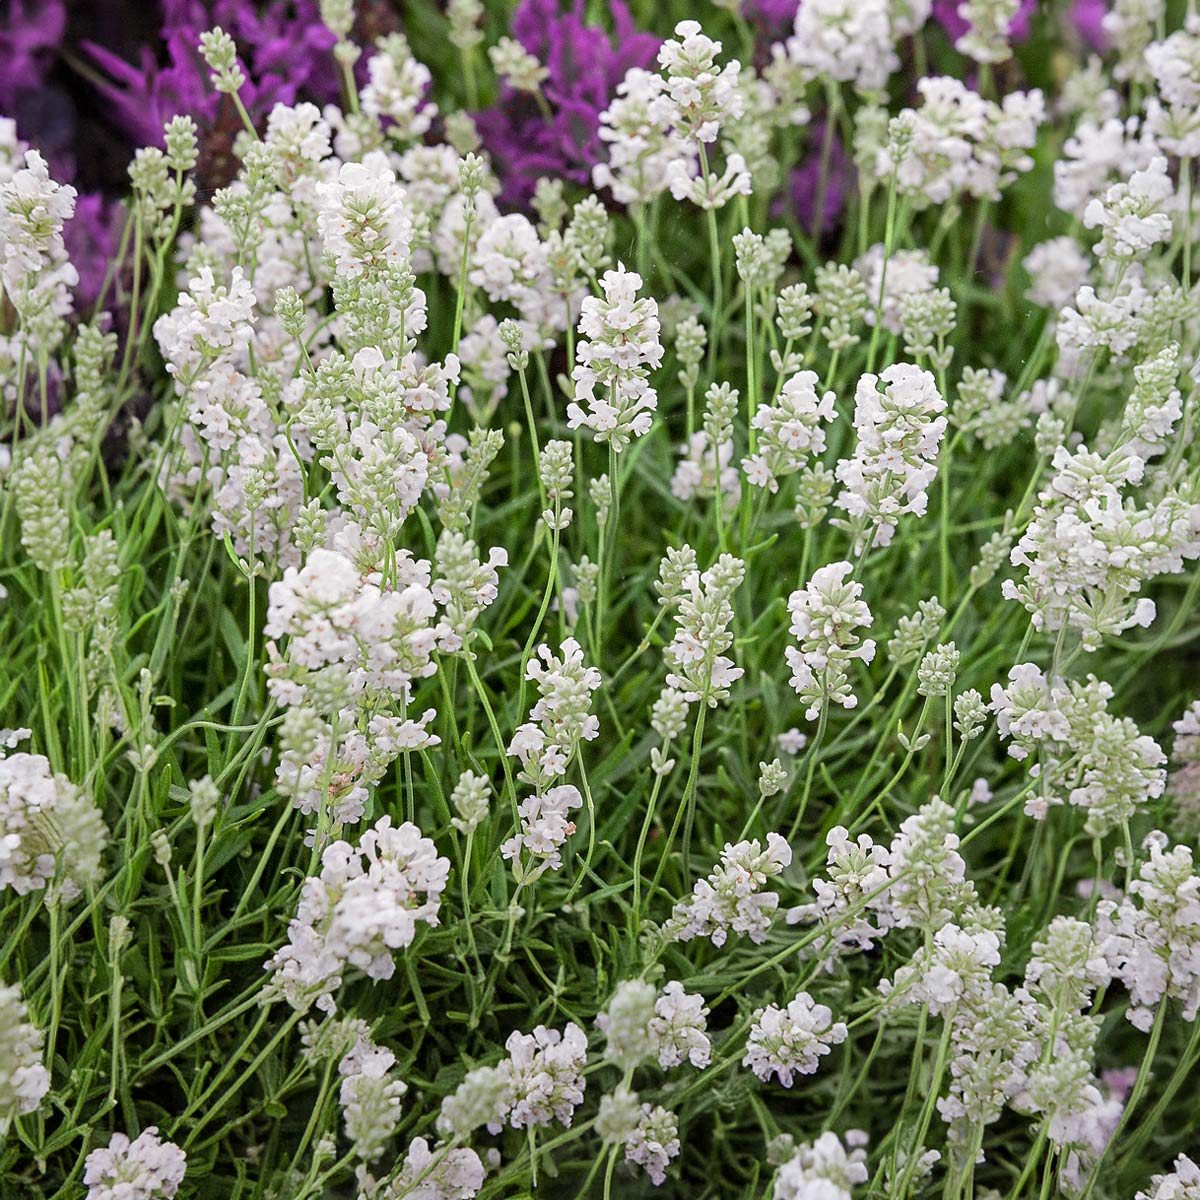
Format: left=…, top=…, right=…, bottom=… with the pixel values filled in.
left=83, top=35, right=214, bottom=149
left=83, top=0, right=339, bottom=149
left=0, top=0, right=67, bottom=111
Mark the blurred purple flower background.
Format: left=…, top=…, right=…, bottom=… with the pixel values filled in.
left=1, top=0, right=348, bottom=304
left=781, top=123, right=849, bottom=238
left=474, top=0, right=660, bottom=207
left=0, top=0, right=67, bottom=111
left=83, top=0, right=339, bottom=151
left=1, top=0, right=1115, bottom=303
left=1072, top=0, right=1108, bottom=49
left=932, top=0, right=1037, bottom=43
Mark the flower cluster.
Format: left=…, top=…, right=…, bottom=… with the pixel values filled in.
left=4, top=2, right=1200, bottom=1197
left=595, top=978, right=711, bottom=1071
left=264, top=817, right=449, bottom=1013
left=594, top=19, right=751, bottom=210
left=743, top=371, right=837, bottom=492
left=0, top=148, right=77, bottom=364
left=0, top=749, right=107, bottom=902
left=835, top=364, right=947, bottom=550
left=771, top=1131, right=870, bottom=1200
left=263, top=548, right=445, bottom=829
left=508, top=638, right=601, bottom=790
left=566, top=265, right=663, bottom=452
left=385, top=1137, right=485, bottom=1200
left=743, top=991, right=848, bottom=1086
left=990, top=665, right=1166, bottom=833
left=1168, top=701, right=1200, bottom=830
left=780, top=0, right=900, bottom=94
left=661, top=552, right=746, bottom=708
left=1096, top=834, right=1200, bottom=1031
left=82, top=1128, right=186, bottom=1200
left=1135, top=1154, right=1200, bottom=1200
left=494, top=1022, right=589, bottom=1131
left=0, top=982, right=49, bottom=1129
left=786, top=562, right=877, bottom=720
left=337, top=1027, right=407, bottom=1163
left=502, top=635, right=600, bottom=877
left=786, top=826, right=893, bottom=963
left=1002, top=386, right=1200, bottom=651
left=665, top=833, right=792, bottom=946
left=621, top=1101, right=681, bottom=1185
left=876, top=76, right=1044, bottom=205
left=155, top=172, right=313, bottom=566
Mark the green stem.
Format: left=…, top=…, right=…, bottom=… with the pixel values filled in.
left=700, top=144, right=724, bottom=373
left=1078, top=1001, right=1167, bottom=1200
left=463, top=651, right=521, bottom=832
left=894, top=1013, right=953, bottom=1198
left=630, top=739, right=674, bottom=935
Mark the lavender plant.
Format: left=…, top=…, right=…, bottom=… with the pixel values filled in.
left=2, top=1, right=1200, bottom=1198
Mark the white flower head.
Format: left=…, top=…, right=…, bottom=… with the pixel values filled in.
left=744, top=991, right=848, bottom=1086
